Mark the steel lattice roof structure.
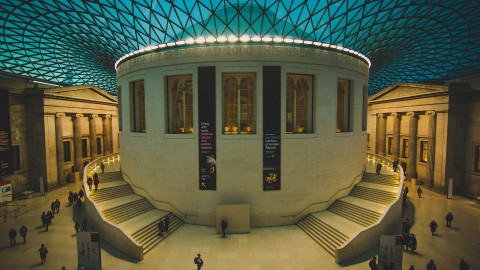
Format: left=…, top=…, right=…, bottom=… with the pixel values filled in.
left=1, top=0, right=479, bottom=95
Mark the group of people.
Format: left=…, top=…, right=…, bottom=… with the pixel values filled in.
left=74, top=218, right=88, bottom=233
left=401, top=218, right=417, bottom=253
left=68, top=189, right=85, bottom=211
left=8, top=225, right=27, bottom=247
left=86, top=172, right=100, bottom=191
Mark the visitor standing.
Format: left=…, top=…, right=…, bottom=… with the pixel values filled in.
left=221, top=219, right=228, bottom=237
left=19, top=225, right=27, bottom=244
left=368, top=256, right=378, bottom=270
left=93, top=172, right=100, bottom=190
left=426, top=259, right=437, bottom=270
left=459, top=258, right=470, bottom=270
left=376, top=163, right=382, bottom=175
left=446, top=212, right=453, bottom=227
left=8, top=228, right=17, bottom=247
left=55, top=198, right=60, bottom=213
left=429, top=220, right=438, bottom=236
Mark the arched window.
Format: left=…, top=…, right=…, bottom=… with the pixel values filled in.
left=167, top=75, right=193, bottom=134
left=286, top=74, right=313, bottom=133
left=223, top=73, right=256, bottom=134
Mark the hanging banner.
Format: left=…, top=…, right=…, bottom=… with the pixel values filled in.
left=263, top=66, right=281, bottom=191
left=198, top=66, right=216, bottom=190
left=77, top=231, right=102, bottom=269
left=0, top=91, right=13, bottom=176
left=379, top=235, right=403, bottom=270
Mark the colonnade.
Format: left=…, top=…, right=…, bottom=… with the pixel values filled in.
left=375, top=111, right=436, bottom=187
left=55, top=113, right=113, bottom=184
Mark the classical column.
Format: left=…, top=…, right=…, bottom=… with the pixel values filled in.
left=102, top=114, right=112, bottom=155
left=55, top=113, right=66, bottom=185
left=72, top=114, right=84, bottom=174
left=391, top=113, right=401, bottom=159
left=426, top=111, right=436, bottom=187
left=377, top=113, right=387, bottom=156
left=406, top=112, right=418, bottom=180
left=89, top=114, right=98, bottom=160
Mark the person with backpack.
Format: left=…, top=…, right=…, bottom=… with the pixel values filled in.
left=194, top=253, right=204, bottom=270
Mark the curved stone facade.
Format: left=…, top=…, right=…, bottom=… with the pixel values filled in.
left=116, top=45, right=369, bottom=226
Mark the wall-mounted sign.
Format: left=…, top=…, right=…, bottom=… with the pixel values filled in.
left=0, top=181, right=12, bottom=203
left=379, top=235, right=403, bottom=270
left=77, top=231, right=102, bottom=269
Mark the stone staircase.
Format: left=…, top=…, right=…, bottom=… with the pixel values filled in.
left=297, top=170, right=400, bottom=259
left=87, top=171, right=184, bottom=256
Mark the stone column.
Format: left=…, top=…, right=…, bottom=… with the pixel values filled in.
left=102, top=114, right=112, bottom=155
left=377, top=113, right=387, bottom=156
left=391, top=113, right=401, bottom=159
left=89, top=114, right=98, bottom=160
left=55, top=113, right=66, bottom=185
left=406, top=112, right=418, bottom=180
left=73, top=114, right=84, bottom=174
left=426, top=111, right=436, bottom=187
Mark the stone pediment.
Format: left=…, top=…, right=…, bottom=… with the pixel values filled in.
left=44, top=85, right=117, bottom=104
left=369, top=82, right=448, bottom=103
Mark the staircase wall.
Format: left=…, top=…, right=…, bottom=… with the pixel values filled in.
left=336, top=154, right=404, bottom=263
left=83, top=154, right=144, bottom=260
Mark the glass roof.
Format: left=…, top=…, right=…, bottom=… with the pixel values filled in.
left=1, top=0, right=479, bottom=95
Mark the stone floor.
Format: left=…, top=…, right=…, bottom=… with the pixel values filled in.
left=0, top=161, right=479, bottom=270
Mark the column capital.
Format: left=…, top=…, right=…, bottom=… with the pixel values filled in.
left=426, top=111, right=436, bottom=116
left=377, top=113, right=386, bottom=118
left=102, top=114, right=111, bottom=119
left=72, top=113, right=84, bottom=119
left=391, top=112, right=401, bottom=117
left=55, top=112, right=66, bottom=118
left=406, top=111, right=417, bottom=117
left=89, top=114, right=98, bottom=119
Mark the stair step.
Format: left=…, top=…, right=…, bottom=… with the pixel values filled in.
left=141, top=214, right=184, bottom=254
left=103, top=199, right=155, bottom=224
left=350, top=186, right=396, bottom=204
left=328, top=200, right=381, bottom=227
left=362, top=173, right=400, bottom=187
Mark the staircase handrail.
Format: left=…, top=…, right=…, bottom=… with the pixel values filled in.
left=282, top=167, right=366, bottom=219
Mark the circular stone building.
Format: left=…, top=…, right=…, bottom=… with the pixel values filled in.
left=116, top=41, right=369, bottom=226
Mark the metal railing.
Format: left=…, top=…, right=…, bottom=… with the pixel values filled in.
left=1, top=202, right=27, bottom=223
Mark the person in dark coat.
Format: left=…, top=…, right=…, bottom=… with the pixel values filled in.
left=221, top=220, right=228, bottom=237
left=417, top=186, right=423, bottom=198
left=47, top=210, right=54, bottom=224
left=368, top=256, right=378, bottom=270
left=392, top=159, right=399, bottom=172
left=78, top=188, right=84, bottom=199
left=9, top=228, right=17, bottom=247
left=50, top=201, right=56, bottom=214
left=459, top=258, right=470, bottom=270
left=402, top=218, right=411, bottom=234
left=403, top=186, right=409, bottom=198
left=41, top=211, right=47, bottom=228
left=429, top=220, right=438, bottom=236
left=408, top=234, right=417, bottom=253
left=87, top=176, right=93, bottom=190
left=164, top=215, right=170, bottom=232
left=54, top=198, right=60, bottom=213
left=93, top=172, right=100, bottom=190
left=81, top=219, right=87, bottom=231
left=446, top=212, right=453, bottom=227
left=19, top=225, right=27, bottom=244
left=38, top=243, right=48, bottom=264
left=426, top=259, right=437, bottom=270
left=100, top=162, right=105, bottom=173
left=376, top=163, right=382, bottom=175
left=74, top=221, right=80, bottom=232
left=194, top=254, right=204, bottom=270
left=68, top=191, right=74, bottom=206
left=158, top=219, right=165, bottom=236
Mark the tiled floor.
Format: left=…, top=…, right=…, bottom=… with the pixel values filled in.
left=0, top=161, right=479, bottom=270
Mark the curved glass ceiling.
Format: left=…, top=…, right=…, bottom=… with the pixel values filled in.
left=1, top=0, right=479, bottom=95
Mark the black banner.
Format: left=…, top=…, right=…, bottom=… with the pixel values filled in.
left=0, top=91, right=13, bottom=176
left=198, top=67, right=216, bottom=190
left=263, top=66, right=281, bottom=191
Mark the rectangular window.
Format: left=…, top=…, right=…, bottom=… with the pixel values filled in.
left=223, top=72, right=256, bottom=134
left=117, top=85, right=122, bottom=131
left=362, top=85, right=368, bottom=131
left=63, top=140, right=72, bottom=162
left=81, top=138, right=88, bottom=158
left=387, top=136, right=393, bottom=155
left=96, top=137, right=102, bottom=155
left=475, top=145, right=480, bottom=172
left=130, top=80, right=146, bottom=132
left=420, top=141, right=428, bottom=162
left=11, top=145, right=21, bottom=171
left=337, top=79, right=353, bottom=132
left=286, top=74, right=313, bottom=134
left=166, top=75, right=194, bottom=134
left=403, top=138, right=409, bottom=158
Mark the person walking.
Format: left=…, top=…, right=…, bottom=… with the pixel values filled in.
left=100, top=162, right=105, bottom=173
left=426, top=259, right=437, bottom=270
left=19, top=225, right=27, bottom=244
left=158, top=219, right=165, bottom=236
left=41, top=211, right=47, bottom=229
left=393, top=159, right=399, bottom=172
left=402, top=218, right=411, bottom=234
left=403, top=186, right=409, bottom=198
left=429, top=220, right=438, bottom=236
left=376, top=163, right=382, bottom=175
left=164, top=215, right=170, bottom=232
left=221, top=219, right=228, bottom=237
left=93, top=172, right=100, bottom=191
left=50, top=201, right=56, bottom=215
left=408, top=234, right=417, bottom=253
left=68, top=191, right=74, bottom=206
left=409, top=266, right=415, bottom=270
left=74, top=221, right=80, bottom=233
left=459, top=258, right=470, bottom=270
left=368, top=256, right=378, bottom=270
left=38, top=243, right=48, bottom=264
left=194, top=254, right=204, bottom=270
left=55, top=198, right=60, bottom=213
left=8, top=228, right=17, bottom=247
left=417, top=186, right=423, bottom=198
left=87, top=176, right=93, bottom=190
left=446, top=212, right=453, bottom=227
